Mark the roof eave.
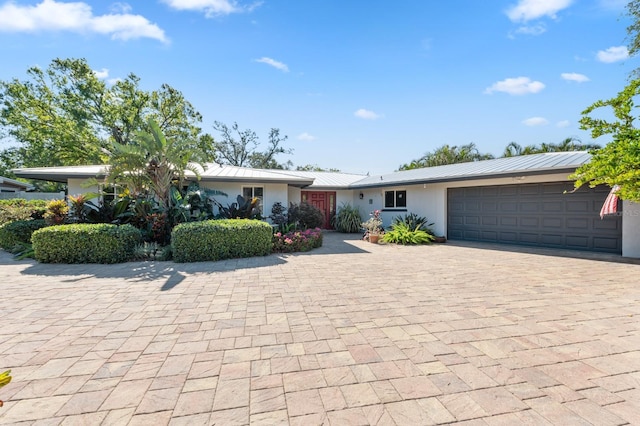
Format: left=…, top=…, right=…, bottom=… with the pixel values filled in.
left=349, top=167, right=579, bottom=189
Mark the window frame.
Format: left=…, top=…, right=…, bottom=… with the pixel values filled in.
left=383, top=189, right=407, bottom=210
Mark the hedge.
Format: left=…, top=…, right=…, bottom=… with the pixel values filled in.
left=172, top=219, right=272, bottom=262
left=0, top=199, right=48, bottom=225
left=32, top=224, right=142, bottom=264
left=0, top=219, right=48, bottom=251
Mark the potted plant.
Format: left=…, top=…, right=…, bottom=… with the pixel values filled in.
left=361, top=210, right=384, bottom=243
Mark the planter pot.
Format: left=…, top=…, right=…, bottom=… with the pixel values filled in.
left=433, top=236, right=446, bottom=243
left=369, top=234, right=381, bottom=244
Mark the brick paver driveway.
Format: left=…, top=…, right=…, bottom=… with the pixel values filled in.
left=1, top=232, right=639, bottom=425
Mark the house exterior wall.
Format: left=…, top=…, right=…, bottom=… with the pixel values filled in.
left=355, top=173, right=590, bottom=239
left=622, top=201, right=640, bottom=258
left=201, top=181, right=289, bottom=220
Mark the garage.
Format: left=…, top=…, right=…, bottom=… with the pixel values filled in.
left=447, top=182, right=622, bottom=254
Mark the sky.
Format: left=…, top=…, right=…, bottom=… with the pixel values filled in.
left=0, top=0, right=636, bottom=175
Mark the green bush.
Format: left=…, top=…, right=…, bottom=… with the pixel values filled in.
left=332, top=203, right=362, bottom=233
left=288, top=202, right=324, bottom=229
left=32, top=224, right=142, bottom=264
left=382, top=221, right=435, bottom=245
left=0, top=199, right=48, bottom=225
left=0, top=219, right=48, bottom=251
left=172, top=219, right=272, bottom=262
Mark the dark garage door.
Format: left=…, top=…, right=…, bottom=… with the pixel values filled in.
left=447, top=182, right=622, bottom=254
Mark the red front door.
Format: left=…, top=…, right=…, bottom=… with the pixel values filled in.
left=301, top=191, right=336, bottom=229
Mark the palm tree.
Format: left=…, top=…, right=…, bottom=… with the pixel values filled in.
left=399, top=143, right=494, bottom=170
left=107, top=118, right=208, bottom=211
left=502, top=138, right=600, bottom=157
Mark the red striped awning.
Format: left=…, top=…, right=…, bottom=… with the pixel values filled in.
left=600, top=185, right=620, bottom=219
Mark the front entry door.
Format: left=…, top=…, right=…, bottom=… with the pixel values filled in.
left=301, top=191, right=336, bottom=229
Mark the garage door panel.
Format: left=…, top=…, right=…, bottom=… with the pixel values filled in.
left=448, top=183, right=622, bottom=254
left=500, top=187, right=518, bottom=196
left=520, top=185, right=540, bottom=195
left=465, top=216, right=480, bottom=225
left=520, top=233, right=539, bottom=244
left=481, top=231, right=498, bottom=240
left=594, top=218, right=620, bottom=230
left=521, top=217, right=539, bottom=227
left=501, top=202, right=518, bottom=212
left=542, top=183, right=567, bottom=194
left=542, top=217, right=562, bottom=228
left=541, top=234, right=563, bottom=246
left=501, top=217, right=518, bottom=226
left=482, top=216, right=498, bottom=226
left=567, top=218, right=589, bottom=229
left=542, top=201, right=563, bottom=212
left=594, top=237, right=620, bottom=250
left=566, top=235, right=589, bottom=249
left=500, top=232, right=518, bottom=243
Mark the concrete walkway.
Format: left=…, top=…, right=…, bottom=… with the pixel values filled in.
left=0, top=233, right=639, bottom=425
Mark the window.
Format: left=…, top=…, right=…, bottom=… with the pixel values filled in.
left=242, top=186, right=264, bottom=213
left=384, top=190, right=406, bottom=209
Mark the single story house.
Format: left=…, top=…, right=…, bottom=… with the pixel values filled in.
left=0, top=175, right=33, bottom=193
left=13, top=151, right=640, bottom=258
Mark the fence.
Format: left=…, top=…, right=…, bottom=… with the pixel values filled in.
left=0, top=191, right=65, bottom=201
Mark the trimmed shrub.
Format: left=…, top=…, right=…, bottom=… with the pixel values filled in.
left=32, top=224, right=142, bottom=264
left=273, top=228, right=323, bottom=253
left=0, top=219, right=48, bottom=251
left=172, top=219, right=272, bottom=262
left=0, top=199, right=48, bottom=225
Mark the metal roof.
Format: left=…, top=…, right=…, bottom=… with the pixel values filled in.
left=13, top=163, right=314, bottom=187
left=349, top=151, right=592, bottom=189
left=194, top=164, right=313, bottom=187
left=269, top=170, right=367, bottom=189
left=13, top=152, right=592, bottom=189
left=12, top=165, right=109, bottom=183
left=0, top=175, right=34, bottom=191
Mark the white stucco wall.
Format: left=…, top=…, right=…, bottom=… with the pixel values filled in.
left=201, top=181, right=289, bottom=219
left=622, top=200, right=640, bottom=258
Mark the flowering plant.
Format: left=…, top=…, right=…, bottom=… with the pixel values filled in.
left=272, top=227, right=323, bottom=253
left=361, top=210, right=384, bottom=235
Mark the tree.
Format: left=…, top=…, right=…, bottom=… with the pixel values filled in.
left=212, top=121, right=292, bottom=169
left=399, top=143, right=494, bottom=170
left=627, top=0, right=640, bottom=77
left=0, top=58, right=213, bottom=174
left=295, top=164, right=341, bottom=172
left=107, top=118, right=208, bottom=210
left=502, top=138, right=600, bottom=157
left=570, top=79, right=640, bottom=202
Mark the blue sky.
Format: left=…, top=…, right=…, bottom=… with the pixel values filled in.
left=0, top=0, right=635, bottom=174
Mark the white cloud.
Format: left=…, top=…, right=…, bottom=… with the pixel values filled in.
left=506, top=0, right=573, bottom=22
left=484, top=77, right=545, bottom=95
left=514, top=23, right=546, bottom=35
left=354, top=108, right=382, bottom=120
left=93, top=68, right=109, bottom=79
left=255, top=57, right=289, bottom=72
left=161, top=0, right=260, bottom=17
left=556, top=120, right=570, bottom=128
left=561, top=72, right=589, bottom=82
left=523, top=117, right=549, bottom=126
left=597, top=46, right=629, bottom=63
left=297, top=132, right=317, bottom=142
left=0, top=0, right=167, bottom=42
